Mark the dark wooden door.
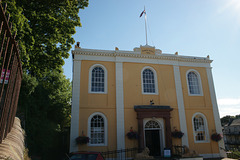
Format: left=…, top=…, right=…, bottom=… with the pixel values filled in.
left=145, top=130, right=161, bottom=156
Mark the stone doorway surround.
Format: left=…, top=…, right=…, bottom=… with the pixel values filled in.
left=134, top=105, right=173, bottom=150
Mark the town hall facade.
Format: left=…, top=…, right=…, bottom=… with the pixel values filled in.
left=70, top=43, right=225, bottom=158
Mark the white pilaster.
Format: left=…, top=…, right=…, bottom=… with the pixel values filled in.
left=70, top=60, right=81, bottom=152
left=206, top=67, right=226, bottom=157
left=173, top=65, right=189, bottom=147
left=115, top=62, right=125, bottom=150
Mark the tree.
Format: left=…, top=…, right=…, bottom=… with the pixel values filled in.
left=221, top=115, right=234, bottom=126
left=2, top=0, right=88, bottom=159
left=18, top=70, right=72, bottom=159
left=221, top=115, right=240, bottom=126
left=3, top=0, right=88, bottom=77
left=235, top=114, right=240, bottom=119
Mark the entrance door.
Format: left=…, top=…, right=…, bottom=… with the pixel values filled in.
left=145, top=130, right=161, bottom=156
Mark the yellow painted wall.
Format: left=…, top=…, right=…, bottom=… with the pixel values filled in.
left=185, top=109, right=219, bottom=154
left=124, top=108, right=139, bottom=149
left=170, top=109, right=182, bottom=145
left=79, top=61, right=116, bottom=109
left=122, top=63, right=182, bottom=147
left=78, top=109, right=117, bottom=152
left=78, top=60, right=117, bottom=152
left=180, top=67, right=212, bottom=109
left=77, top=60, right=220, bottom=155
left=179, top=66, right=219, bottom=154
left=122, top=63, right=177, bottom=108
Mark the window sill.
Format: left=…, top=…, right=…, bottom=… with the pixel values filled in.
left=194, top=140, right=209, bottom=143
left=142, top=92, right=159, bottom=95
left=89, top=92, right=107, bottom=94
left=188, top=93, right=203, bottom=96
left=88, top=144, right=107, bottom=147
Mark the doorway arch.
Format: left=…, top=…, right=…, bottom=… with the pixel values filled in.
left=144, top=119, right=164, bottom=156
left=134, top=105, right=173, bottom=151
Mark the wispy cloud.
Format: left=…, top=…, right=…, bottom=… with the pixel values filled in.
left=217, top=97, right=240, bottom=117
left=217, top=97, right=240, bottom=106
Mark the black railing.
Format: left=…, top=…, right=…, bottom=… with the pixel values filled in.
left=224, top=132, right=240, bottom=135
left=0, top=0, right=22, bottom=143
left=225, top=141, right=240, bottom=145
left=101, top=146, right=187, bottom=160
left=171, top=145, right=185, bottom=158
left=101, top=148, right=141, bottom=160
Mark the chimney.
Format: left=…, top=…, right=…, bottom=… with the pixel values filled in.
left=75, top=42, right=81, bottom=48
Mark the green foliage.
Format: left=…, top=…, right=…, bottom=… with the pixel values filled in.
left=1, top=0, right=88, bottom=159
left=18, top=71, right=72, bottom=159
left=221, top=114, right=240, bottom=126
left=235, top=114, right=240, bottom=119
left=2, top=0, right=88, bottom=77
left=226, top=150, right=240, bottom=159
left=221, top=115, right=234, bottom=126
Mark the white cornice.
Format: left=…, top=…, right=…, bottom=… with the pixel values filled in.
left=72, top=48, right=212, bottom=64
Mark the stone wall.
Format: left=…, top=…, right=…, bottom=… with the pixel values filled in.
left=0, top=117, right=25, bottom=160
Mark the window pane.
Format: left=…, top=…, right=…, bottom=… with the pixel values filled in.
left=188, top=72, right=200, bottom=94
left=91, top=67, right=105, bottom=92
left=194, top=115, right=206, bottom=141
left=142, top=69, right=156, bottom=93
left=90, top=115, right=105, bottom=144
left=145, top=120, right=160, bottom=129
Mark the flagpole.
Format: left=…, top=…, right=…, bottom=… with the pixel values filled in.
left=140, top=6, right=148, bottom=45
left=144, top=9, right=148, bottom=45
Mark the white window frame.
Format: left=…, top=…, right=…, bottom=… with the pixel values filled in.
left=192, top=112, right=209, bottom=143
left=88, top=64, right=108, bottom=94
left=88, top=112, right=108, bottom=146
left=186, top=69, right=203, bottom=96
left=141, top=66, right=158, bottom=95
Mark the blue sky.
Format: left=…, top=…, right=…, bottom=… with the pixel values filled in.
left=63, top=0, right=240, bottom=118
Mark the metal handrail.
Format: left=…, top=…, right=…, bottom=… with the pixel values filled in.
left=0, top=0, right=22, bottom=143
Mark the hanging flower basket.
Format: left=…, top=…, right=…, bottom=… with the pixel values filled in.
left=126, top=128, right=138, bottom=139
left=211, top=133, right=222, bottom=142
left=171, top=130, right=184, bottom=138
left=76, top=136, right=89, bottom=144
left=127, top=131, right=138, bottom=139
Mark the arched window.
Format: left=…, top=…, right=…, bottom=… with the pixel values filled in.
left=89, top=64, right=107, bottom=93
left=141, top=67, right=158, bottom=94
left=145, top=120, right=161, bottom=129
left=186, top=70, right=202, bottom=95
left=88, top=112, right=107, bottom=146
left=192, top=113, right=209, bottom=143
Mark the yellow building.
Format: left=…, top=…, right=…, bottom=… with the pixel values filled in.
left=70, top=43, right=225, bottom=158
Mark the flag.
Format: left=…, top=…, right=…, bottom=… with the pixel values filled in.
left=139, top=10, right=146, bottom=17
